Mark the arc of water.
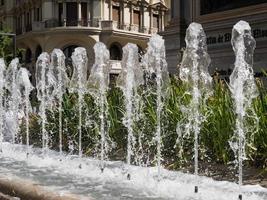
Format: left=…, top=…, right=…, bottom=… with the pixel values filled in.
left=51, top=49, right=69, bottom=155
left=0, top=59, right=5, bottom=152
left=229, top=21, right=258, bottom=196
left=142, top=34, right=169, bottom=180
left=17, top=68, right=34, bottom=155
left=117, top=43, right=144, bottom=177
left=70, top=47, right=88, bottom=157
left=179, top=22, right=213, bottom=192
left=88, top=42, right=111, bottom=171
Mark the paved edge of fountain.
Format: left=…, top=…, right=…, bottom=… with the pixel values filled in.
left=0, top=175, right=91, bottom=200
left=0, top=192, right=19, bottom=200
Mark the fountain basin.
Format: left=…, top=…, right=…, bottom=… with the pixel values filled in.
left=0, top=143, right=266, bottom=200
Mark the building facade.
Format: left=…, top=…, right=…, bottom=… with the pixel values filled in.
left=0, top=0, right=170, bottom=77
left=163, top=0, right=267, bottom=78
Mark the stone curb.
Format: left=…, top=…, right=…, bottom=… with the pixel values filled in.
left=0, top=175, right=91, bottom=200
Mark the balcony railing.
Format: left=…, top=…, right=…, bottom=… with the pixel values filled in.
left=150, top=27, right=158, bottom=34
left=16, top=28, right=22, bottom=35
left=32, top=21, right=45, bottom=31
left=16, top=18, right=152, bottom=35
left=101, top=20, right=119, bottom=30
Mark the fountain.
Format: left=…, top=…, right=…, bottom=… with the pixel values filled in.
left=229, top=20, right=259, bottom=200
left=88, top=42, right=111, bottom=172
left=117, top=43, right=144, bottom=179
left=17, top=67, right=34, bottom=155
left=5, top=58, right=20, bottom=144
left=0, top=59, right=5, bottom=152
left=51, top=49, right=69, bottom=155
left=142, top=34, right=170, bottom=180
left=36, top=52, right=56, bottom=153
left=0, top=22, right=265, bottom=200
left=179, top=22, right=213, bottom=193
left=70, top=47, right=88, bottom=157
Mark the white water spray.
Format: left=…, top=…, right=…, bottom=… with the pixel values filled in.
left=51, top=49, right=69, bottom=155
left=0, top=59, right=5, bottom=151
left=179, top=23, right=213, bottom=192
left=142, top=34, right=169, bottom=179
left=70, top=47, right=88, bottom=157
left=88, top=42, right=111, bottom=171
left=17, top=68, right=34, bottom=155
left=36, top=53, right=56, bottom=153
left=5, top=58, right=20, bottom=144
left=229, top=21, right=258, bottom=198
left=117, top=43, right=144, bottom=177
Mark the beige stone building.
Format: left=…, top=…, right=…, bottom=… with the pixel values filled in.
left=163, top=0, right=267, bottom=78
left=0, top=0, right=170, bottom=76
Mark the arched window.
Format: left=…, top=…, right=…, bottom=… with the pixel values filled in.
left=63, top=45, right=79, bottom=77
left=63, top=45, right=78, bottom=58
left=35, top=45, right=42, bottom=61
left=25, top=48, right=32, bottom=63
left=110, top=43, right=122, bottom=60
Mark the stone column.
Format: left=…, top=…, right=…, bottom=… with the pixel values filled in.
left=22, top=12, right=25, bottom=33
left=31, top=7, right=34, bottom=23
left=109, top=0, right=112, bottom=20
left=161, top=10, right=165, bottom=31
left=121, top=1, right=124, bottom=29
left=87, top=2, right=91, bottom=26
left=78, top=1, right=82, bottom=26
left=149, top=7, right=152, bottom=33
left=141, top=4, right=144, bottom=32
left=159, top=10, right=162, bottom=31
left=130, top=3, right=133, bottom=27
left=63, top=1, right=66, bottom=26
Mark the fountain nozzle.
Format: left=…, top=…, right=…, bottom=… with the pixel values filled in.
left=194, top=186, right=198, bottom=193
left=101, top=168, right=104, bottom=173
left=127, top=173, right=131, bottom=180
left=238, top=194, right=242, bottom=200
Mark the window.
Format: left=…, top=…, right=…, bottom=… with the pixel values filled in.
left=63, top=45, right=78, bottom=77
left=133, top=10, right=140, bottom=26
left=81, top=2, right=88, bottom=26
left=58, top=3, right=63, bottom=25
left=153, top=14, right=159, bottom=29
left=171, top=0, right=174, bottom=18
left=34, top=7, right=41, bottom=22
left=66, top=2, right=78, bottom=26
left=110, top=43, right=122, bottom=60
left=112, top=6, right=120, bottom=22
